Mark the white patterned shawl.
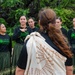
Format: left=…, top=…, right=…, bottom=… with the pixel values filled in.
left=24, top=32, right=67, bottom=75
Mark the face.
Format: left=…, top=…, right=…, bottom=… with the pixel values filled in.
left=0, top=24, right=6, bottom=33
left=55, top=19, right=62, bottom=29
left=73, top=18, right=75, bottom=27
left=19, top=16, right=27, bottom=26
left=28, top=18, right=35, bottom=28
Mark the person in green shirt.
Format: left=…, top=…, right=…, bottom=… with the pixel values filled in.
left=0, top=23, right=12, bottom=75
left=68, top=18, right=75, bottom=74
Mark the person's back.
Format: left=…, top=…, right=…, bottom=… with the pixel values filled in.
left=24, top=32, right=67, bottom=75
left=15, top=8, right=73, bottom=75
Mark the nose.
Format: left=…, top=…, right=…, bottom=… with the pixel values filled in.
left=5, top=27, right=6, bottom=30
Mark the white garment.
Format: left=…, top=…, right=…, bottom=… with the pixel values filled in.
left=24, top=32, right=67, bottom=75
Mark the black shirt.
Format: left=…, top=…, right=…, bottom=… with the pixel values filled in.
left=12, top=26, right=32, bottom=44
left=0, top=34, right=12, bottom=53
left=31, top=27, right=39, bottom=32
left=68, top=28, right=75, bottom=44
left=68, top=28, right=75, bottom=53
left=61, top=28, right=68, bottom=38
left=17, top=32, right=72, bottom=69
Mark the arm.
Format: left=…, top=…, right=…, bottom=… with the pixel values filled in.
left=12, top=27, right=21, bottom=40
left=65, top=56, right=73, bottom=75
left=15, top=43, right=28, bottom=75
left=15, top=66, right=25, bottom=75
left=67, top=30, right=72, bottom=45
left=9, top=36, right=12, bottom=55
left=66, top=66, right=73, bottom=75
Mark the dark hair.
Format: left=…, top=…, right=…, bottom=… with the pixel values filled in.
left=0, top=23, right=3, bottom=27
left=0, top=23, right=2, bottom=26
left=39, top=8, right=72, bottom=58
left=19, top=15, right=26, bottom=20
left=28, top=17, right=37, bottom=25
left=56, top=17, right=62, bottom=22
left=28, top=17, right=35, bottom=21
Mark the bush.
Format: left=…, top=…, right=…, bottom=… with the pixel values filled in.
left=54, top=8, right=75, bottom=30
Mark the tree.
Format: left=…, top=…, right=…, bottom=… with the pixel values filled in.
left=0, top=0, right=75, bottom=35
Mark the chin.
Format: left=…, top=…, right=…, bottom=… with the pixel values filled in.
left=4, top=31, right=6, bottom=33
left=21, top=23, right=25, bottom=25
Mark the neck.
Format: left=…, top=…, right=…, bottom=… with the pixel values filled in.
left=73, top=27, right=75, bottom=29
left=21, top=24, right=26, bottom=29
left=0, top=32, right=6, bottom=35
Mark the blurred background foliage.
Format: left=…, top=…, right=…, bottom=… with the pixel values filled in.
left=0, top=0, right=75, bottom=36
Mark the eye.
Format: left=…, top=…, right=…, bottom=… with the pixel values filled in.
left=21, top=18, right=25, bottom=20
left=29, top=21, right=33, bottom=23
left=23, top=19, right=25, bottom=20
left=56, top=22, right=60, bottom=23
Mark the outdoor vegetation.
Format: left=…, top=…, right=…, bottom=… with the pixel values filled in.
left=0, top=0, right=75, bottom=36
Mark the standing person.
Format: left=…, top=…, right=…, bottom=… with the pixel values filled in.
left=55, top=17, right=68, bottom=38
left=28, top=17, right=39, bottom=32
left=68, top=18, right=75, bottom=74
left=16, top=8, right=73, bottom=75
left=12, top=16, right=32, bottom=74
left=0, top=23, right=12, bottom=75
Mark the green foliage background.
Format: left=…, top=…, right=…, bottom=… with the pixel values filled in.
left=0, top=0, right=75, bottom=35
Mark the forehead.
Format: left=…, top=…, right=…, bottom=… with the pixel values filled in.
left=20, top=16, right=26, bottom=19
left=73, top=18, right=75, bottom=21
left=28, top=18, right=34, bottom=21
left=56, top=19, right=61, bottom=22
left=0, top=24, right=5, bottom=27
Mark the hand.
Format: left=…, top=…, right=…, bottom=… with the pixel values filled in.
left=20, top=29, right=27, bottom=32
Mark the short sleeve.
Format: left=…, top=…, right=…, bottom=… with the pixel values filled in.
left=65, top=57, right=73, bottom=66
left=17, top=43, right=28, bottom=69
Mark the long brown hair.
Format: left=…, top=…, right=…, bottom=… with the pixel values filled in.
left=39, top=8, right=72, bottom=58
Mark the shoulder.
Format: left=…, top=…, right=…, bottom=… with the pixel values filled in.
left=65, top=57, right=72, bottom=66
left=69, top=28, right=73, bottom=31
left=26, top=26, right=32, bottom=33
left=68, top=28, right=73, bottom=32
left=14, top=26, right=20, bottom=30
left=26, top=26, right=31, bottom=30
left=0, top=34, right=10, bottom=39
left=5, top=34, right=11, bottom=39
left=35, top=27, right=39, bottom=31
left=25, top=32, right=45, bottom=44
left=61, top=28, right=67, bottom=32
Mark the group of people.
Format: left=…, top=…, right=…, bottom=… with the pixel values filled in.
left=0, top=16, right=38, bottom=75
left=0, top=7, right=75, bottom=75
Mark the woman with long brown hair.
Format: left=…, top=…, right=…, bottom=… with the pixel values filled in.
left=15, top=8, right=73, bottom=75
